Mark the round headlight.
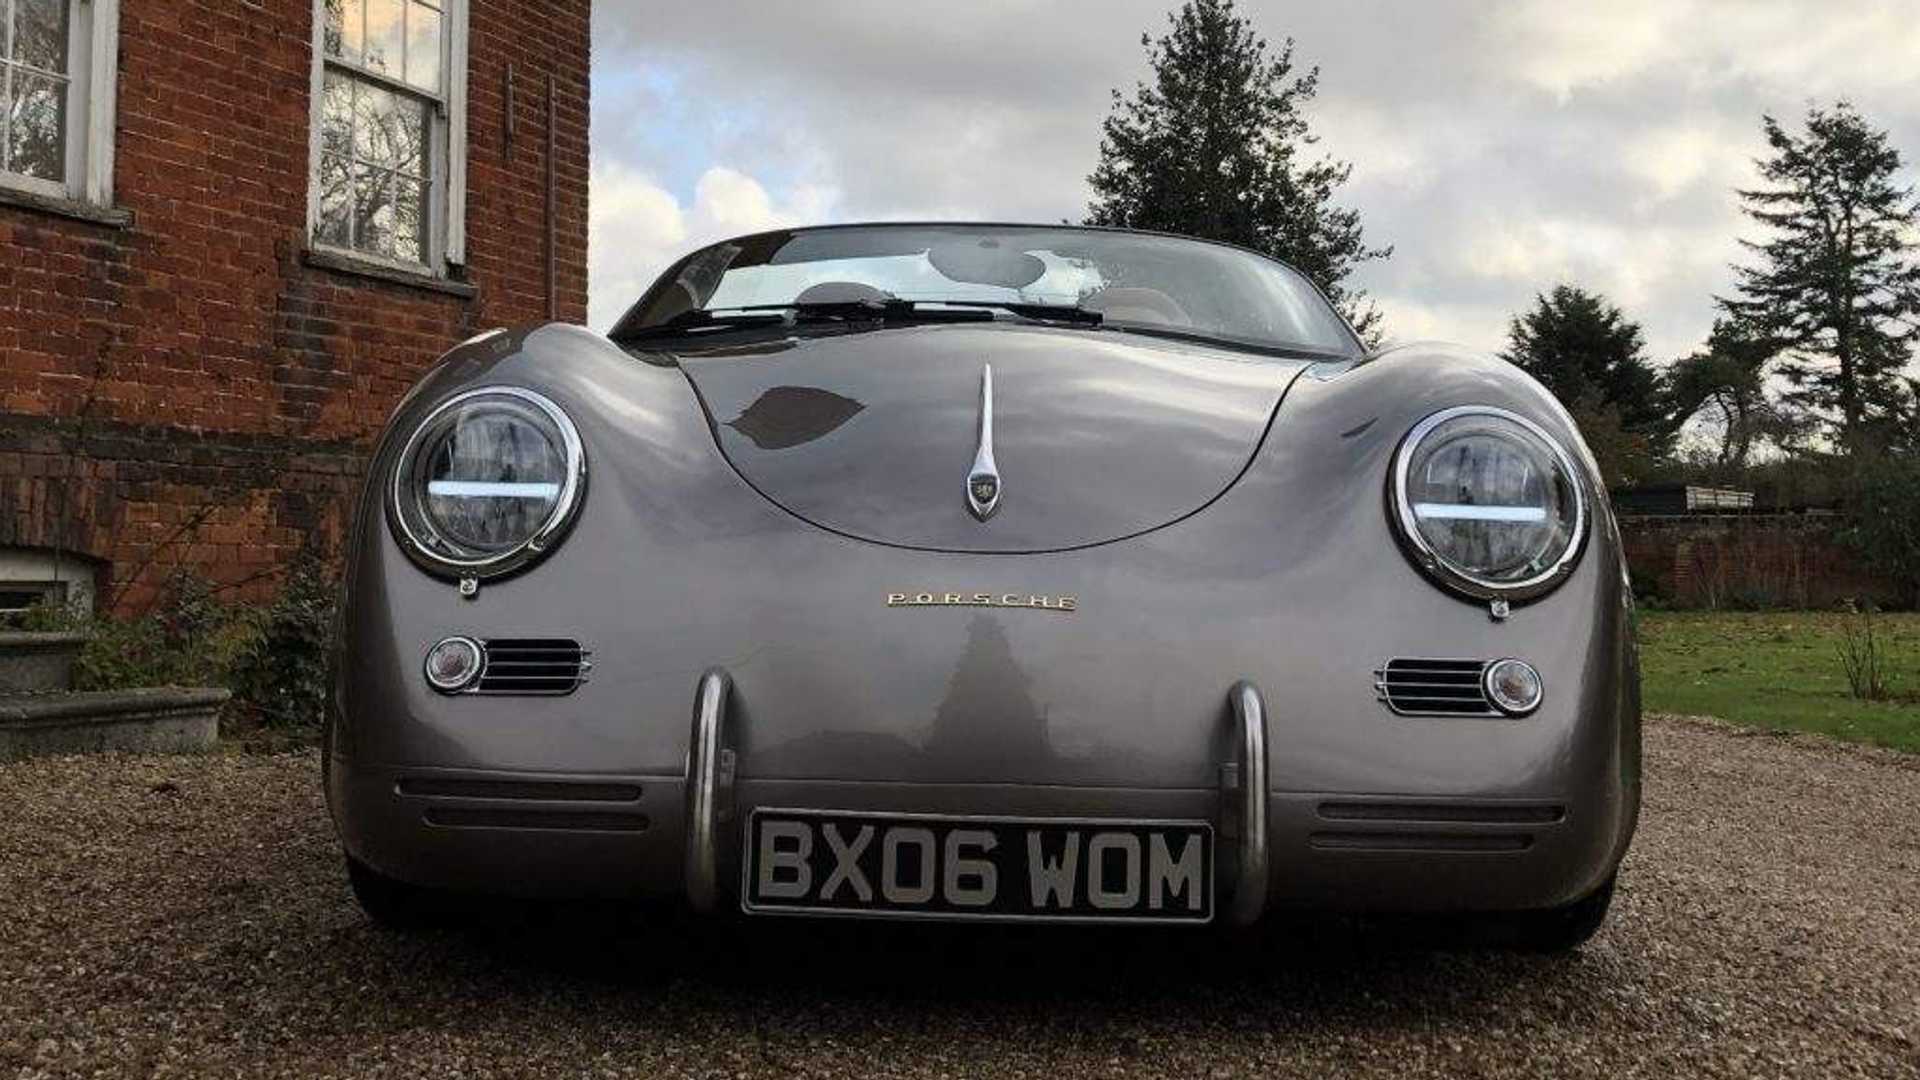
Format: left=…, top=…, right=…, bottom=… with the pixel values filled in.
left=390, top=387, right=585, bottom=579
left=1391, top=406, right=1585, bottom=600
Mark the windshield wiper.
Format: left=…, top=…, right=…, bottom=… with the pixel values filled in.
left=620, top=308, right=790, bottom=338
left=783, top=299, right=990, bottom=323
left=622, top=299, right=981, bottom=338
left=622, top=298, right=1104, bottom=341
left=728, top=298, right=1102, bottom=326
left=910, top=300, right=1104, bottom=326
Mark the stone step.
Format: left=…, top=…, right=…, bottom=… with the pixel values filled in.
left=0, top=688, right=228, bottom=761
left=0, top=632, right=90, bottom=694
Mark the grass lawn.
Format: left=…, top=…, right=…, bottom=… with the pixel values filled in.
left=1638, top=610, right=1920, bottom=752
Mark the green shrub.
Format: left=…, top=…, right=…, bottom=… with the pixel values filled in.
left=70, top=574, right=257, bottom=691
left=227, top=560, right=338, bottom=733
left=42, top=563, right=338, bottom=744
left=1629, top=571, right=1671, bottom=610
left=1633, top=591, right=1671, bottom=613
left=1841, top=453, right=1920, bottom=609
left=1835, top=599, right=1892, bottom=701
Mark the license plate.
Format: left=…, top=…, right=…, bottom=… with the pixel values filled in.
left=741, top=809, right=1214, bottom=923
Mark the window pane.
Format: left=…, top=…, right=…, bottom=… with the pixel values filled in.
left=353, top=79, right=427, bottom=177
left=393, top=171, right=427, bottom=263
left=353, top=162, right=397, bottom=257
left=12, top=0, right=69, bottom=75
left=315, top=151, right=353, bottom=247
left=317, top=68, right=436, bottom=263
left=404, top=1, right=442, bottom=92
left=323, top=0, right=356, bottom=61
left=320, top=69, right=354, bottom=159
left=6, top=71, right=65, bottom=181
left=0, top=71, right=10, bottom=174
left=364, top=0, right=402, bottom=77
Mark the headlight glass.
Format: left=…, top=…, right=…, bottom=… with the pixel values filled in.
left=1393, top=407, right=1584, bottom=598
left=391, top=387, right=585, bottom=577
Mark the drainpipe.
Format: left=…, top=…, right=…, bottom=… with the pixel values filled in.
left=546, top=73, right=558, bottom=323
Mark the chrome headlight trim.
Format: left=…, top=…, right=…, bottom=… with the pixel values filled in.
left=387, top=385, right=587, bottom=580
left=1389, top=404, right=1588, bottom=602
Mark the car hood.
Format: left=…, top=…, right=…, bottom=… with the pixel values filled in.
left=664, top=323, right=1309, bottom=553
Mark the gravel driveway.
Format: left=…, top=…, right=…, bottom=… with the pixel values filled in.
left=2, top=716, right=1915, bottom=1079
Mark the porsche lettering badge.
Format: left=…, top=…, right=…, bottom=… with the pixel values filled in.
left=887, top=592, right=1077, bottom=612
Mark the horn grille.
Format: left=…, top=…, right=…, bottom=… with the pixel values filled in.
left=1374, top=658, right=1497, bottom=716
left=472, top=638, right=591, bottom=695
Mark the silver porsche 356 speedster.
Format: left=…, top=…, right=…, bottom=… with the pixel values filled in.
left=327, top=223, right=1639, bottom=950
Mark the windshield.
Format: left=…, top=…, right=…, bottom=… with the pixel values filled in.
left=613, top=224, right=1359, bottom=356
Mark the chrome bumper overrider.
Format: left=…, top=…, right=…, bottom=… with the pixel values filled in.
left=684, top=669, right=733, bottom=913
left=1223, top=681, right=1268, bottom=926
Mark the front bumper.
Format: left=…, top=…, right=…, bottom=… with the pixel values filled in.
left=330, top=677, right=1631, bottom=918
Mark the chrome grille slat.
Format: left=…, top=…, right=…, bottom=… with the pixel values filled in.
left=472, top=638, right=589, bottom=695
left=476, top=641, right=572, bottom=653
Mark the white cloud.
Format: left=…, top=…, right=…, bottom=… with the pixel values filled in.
left=1371, top=297, right=1500, bottom=351
left=1622, top=125, right=1737, bottom=203
left=1494, top=1, right=1683, bottom=100
left=1494, top=0, right=1920, bottom=100
left=587, top=164, right=837, bottom=331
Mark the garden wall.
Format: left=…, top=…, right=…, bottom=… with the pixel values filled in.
left=1618, top=513, right=1903, bottom=610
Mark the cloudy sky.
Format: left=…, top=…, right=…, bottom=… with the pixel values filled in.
left=585, top=1, right=1920, bottom=363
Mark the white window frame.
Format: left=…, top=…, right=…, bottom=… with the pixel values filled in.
left=306, top=0, right=469, bottom=277
left=0, top=546, right=97, bottom=617
left=0, top=0, right=120, bottom=207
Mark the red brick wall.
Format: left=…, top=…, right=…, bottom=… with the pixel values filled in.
left=0, top=0, right=591, bottom=612
left=1620, top=515, right=1902, bottom=610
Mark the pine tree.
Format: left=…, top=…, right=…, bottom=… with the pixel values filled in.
left=1501, top=286, right=1669, bottom=485
left=1665, top=319, right=1785, bottom=469
left=1086, top=0, right=1389, bottom=340
left=1720, top=103, right=1920, bottom=455
left=1503, top=286, right=1668, bottom=435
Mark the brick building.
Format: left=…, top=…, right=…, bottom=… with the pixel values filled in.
left=0, top=0, right=591, bottom=615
